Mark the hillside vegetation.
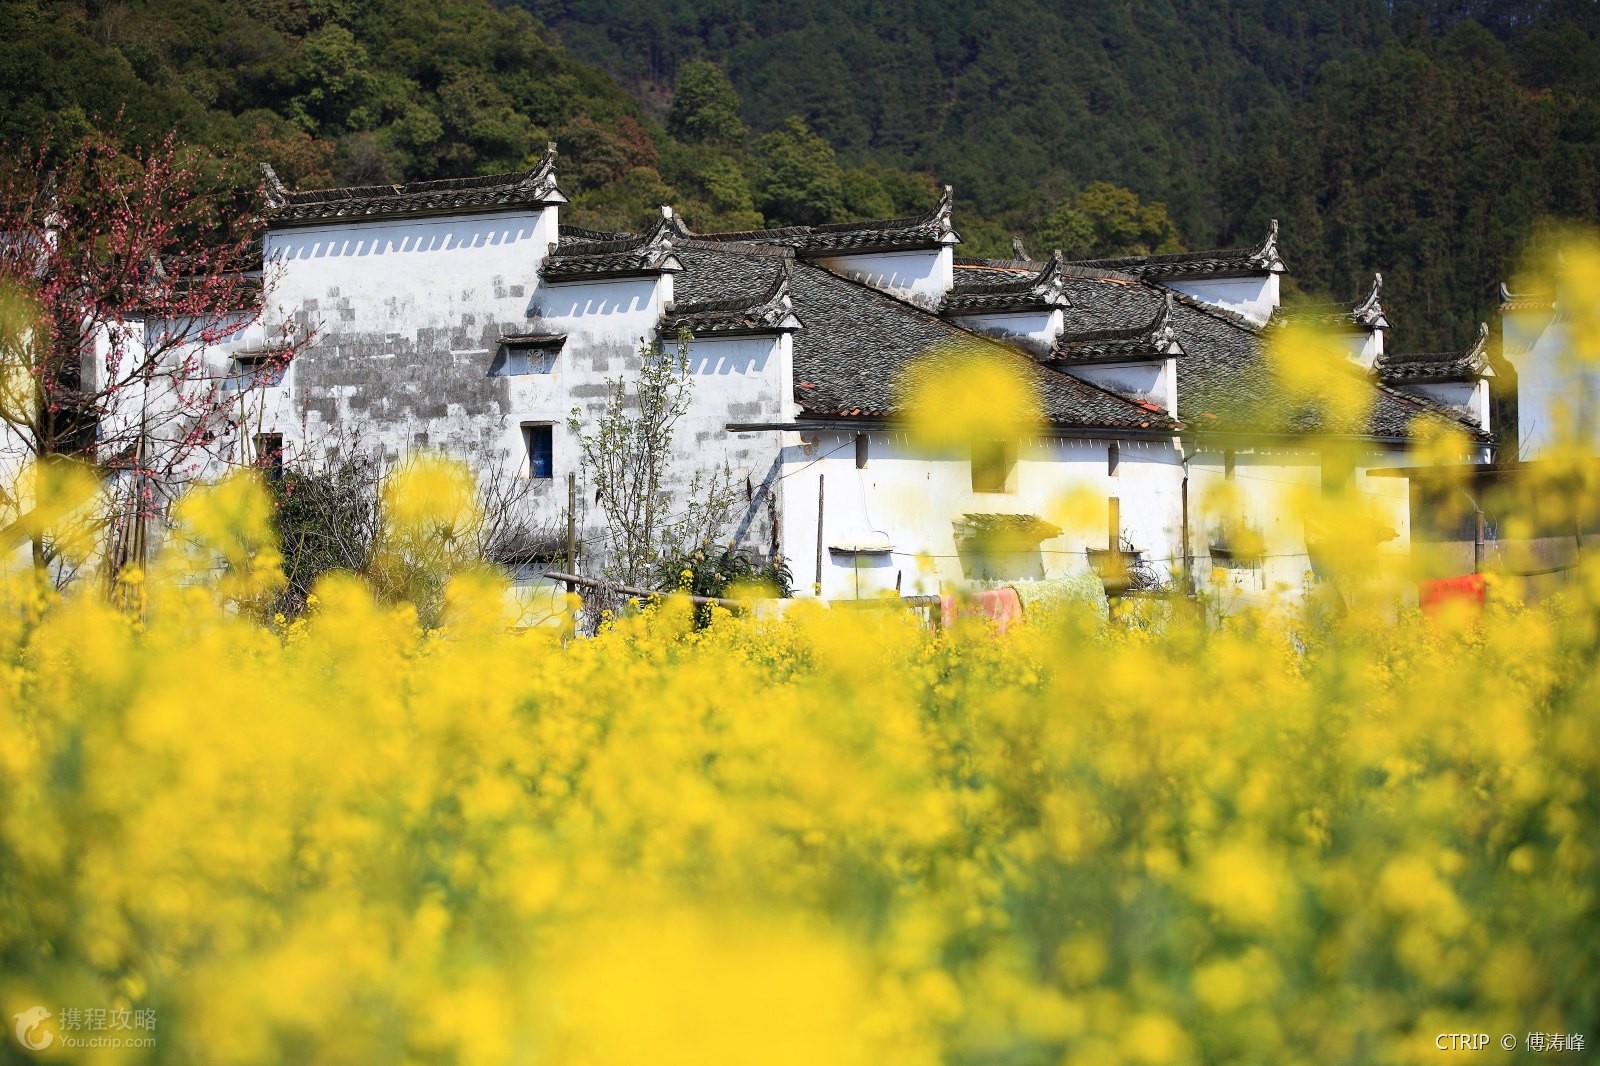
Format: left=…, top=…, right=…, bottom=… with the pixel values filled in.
left=6, top=0, right=1600, bottom=345
left=531, top=0, right=1600, bottom=347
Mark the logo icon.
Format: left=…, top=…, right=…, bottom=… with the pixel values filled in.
left=13, top=1006, right=53, bottom=1051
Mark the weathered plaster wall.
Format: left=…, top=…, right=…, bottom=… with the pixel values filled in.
left=814, top=248, right=954, bottom=311
left=949, top=308, right=1064, bottom=357
left=249, top=210, right=784, bottom=572
left=1502, top=306, right=1600, bottom=459
left=1168, top=273, right=1279, bottom=325
left=778, top=430, right=1186, bottom=599
left=257, top=210, right=556, bottom=470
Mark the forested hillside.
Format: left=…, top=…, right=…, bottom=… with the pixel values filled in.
left=530, top=0, right=1600, bottom=348
left=6, top=0, right=1600, bottom=347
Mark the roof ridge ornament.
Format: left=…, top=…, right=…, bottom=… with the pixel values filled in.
left=1029, top=251, right=1072, bottom=307
left=261, top=163, right=288, bottom=210
left=1354, top=271, right=1383, bottom=317
left=1011, top=235, right=1030, bottom=261
left=1252, top=218, right=1279, bottom=264
left=931, top=185, right=956, bottom=242
left=644, top=205, right=691, bottom=247
left=758, top=255, right=795, bottom=314
left=1152, top=290, right=1177, bottom=347
left=1469, top=320, right=1489, bottom=358
left=1349, top=271, right=1388, bottom=329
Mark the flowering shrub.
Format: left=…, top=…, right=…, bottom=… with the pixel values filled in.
left=0, top=462, right=1595, bottom=1066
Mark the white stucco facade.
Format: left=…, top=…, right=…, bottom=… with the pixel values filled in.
left=1502, top=300, right=1600, bottom=459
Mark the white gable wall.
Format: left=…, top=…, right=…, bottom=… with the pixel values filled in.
left=1168, top=273, right=1279, bottom=325
left=814, top=248, right=954, bottom=311
left=949, top=308, right=1064, bottom=357
left=1502, top=306, right=1600, bottom=459
left=1063, top=359, right=1177, bottom=415
left=778, top=429, right=1186, bottom=599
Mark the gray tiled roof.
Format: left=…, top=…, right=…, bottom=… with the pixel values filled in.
left=1273, top=273, right=1389, bottom=331
left=541, top=200, right=1480, bottom=442
left=1031, top=271, right=1483, bottom=439
left=1069, top=220, right=1283, bottom=279
left=784, top=262, right=1173, bottom=428
left=1376, top=323, right=1491, bottom=382
left=672, top=245, right=791, bottom=306
left=684, top=187, right=959, bottom=256
left=541, top=209, right=683, bottom=281
left=664, top=255, right=801, bottom=336
left=263, top=147, right=564, bottom=226
left=941, top=254, right=1073, bottom=315
left=1052, top=292, right=1182, bottom=364
left=1173, top=292, right=1483, bottom=440
left=541, top=247, right=682, bottom=280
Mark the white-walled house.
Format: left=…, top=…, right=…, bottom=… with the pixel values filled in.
left=148, top=147, right=1497, bottom=604
left=1499, top=279, right=1600, bottom=459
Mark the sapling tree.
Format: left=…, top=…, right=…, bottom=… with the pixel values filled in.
left=0, top=128, right=311, bottom=574
left=570, top=329, right=741, bottom=588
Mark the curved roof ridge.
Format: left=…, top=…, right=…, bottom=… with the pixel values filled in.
left=1376, top=322, right=1492, bottom=382
left=1066, top=219, right=1284, bottom=279
left=263, top=145, right=563, bottom=225
left=1052, top=292, right=1181, bottom=364
left=675, top=186, right=958, bottom=255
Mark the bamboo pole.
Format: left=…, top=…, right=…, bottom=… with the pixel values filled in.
left=814, top=473, right=825, bottom=598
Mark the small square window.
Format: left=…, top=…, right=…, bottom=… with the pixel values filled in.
left=971, top=440, right=1016, bottom=494
left=228, top=351, right=287, bottom=389
left=492, top=346, right=557, bottom=376
left=253, top=432, right=284, bottom=481
left=523, top=424, right=554, bottom=480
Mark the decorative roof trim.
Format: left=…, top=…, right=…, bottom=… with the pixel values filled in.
left=1498, top=280, right=1555, bottom=311
left=1273, top=272, right=1389, bottom=332
left=264, top=145, right=565, bottom=226
left=941, top=251, right=1074, bottom=315
left=1051, top=291, right=1184, bottom=364
left=1067, top=219, right=1286, bottom=280
left=674, top=186, right=960, bottom=256
left=663, top=256, right=803, bottom=336
left=542, top=206, right=686, bottom=281
left=1376, top=322, right=1492, bottom=383
left=1352, top=271, right=1385, bottom=326
left=500, top=331, right=568, bottom=349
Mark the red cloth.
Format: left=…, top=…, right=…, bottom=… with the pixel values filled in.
left=1418, top=574, right=1486, bottom=618
left=941, top=587, right=1025, bottom=633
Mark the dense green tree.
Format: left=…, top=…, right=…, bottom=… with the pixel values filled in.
left=751, top=118, right=847, bottom=227
left=1035, top=182, right=1183, bottom=259
left=658, top=143, right=763, bottom=231
left=666, top=59, right=746, bottom=148
left=8, top=0, right=1600, bottom=347
left=1227, top=22, right=1579, bottom=348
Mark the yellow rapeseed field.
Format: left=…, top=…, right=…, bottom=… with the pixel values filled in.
left=3, top=236, right=1600, bottom=1064
left=0, top=460, right=1594, bottom=1066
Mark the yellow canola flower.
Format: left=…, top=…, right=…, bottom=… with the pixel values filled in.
left=1265, top=318, right=1373, bottom=430
left=0, top=449, right=1595, bottom=1066
left=896, top=340, right=1042, bottom=450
